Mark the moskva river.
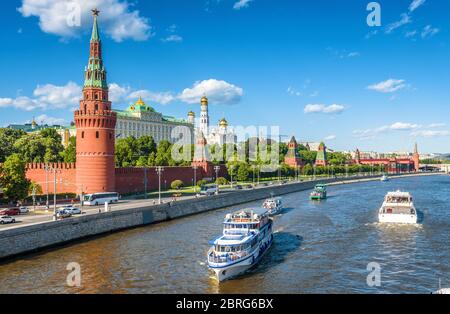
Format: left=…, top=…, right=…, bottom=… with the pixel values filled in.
left=0, top=175, right=449, bottom=294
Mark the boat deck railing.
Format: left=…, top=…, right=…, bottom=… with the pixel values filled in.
left=207, top=248, right=253, bottom=264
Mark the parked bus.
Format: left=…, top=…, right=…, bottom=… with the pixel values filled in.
left=83, top=192, right=120, bottom=206
left=200, top=184, right=218, bottom=196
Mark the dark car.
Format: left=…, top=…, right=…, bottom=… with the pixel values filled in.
left=235, top=185, right=243, bottom=190
left=0, top=208, right=20, bottom=216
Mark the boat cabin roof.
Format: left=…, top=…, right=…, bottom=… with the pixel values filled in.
left=210, top=233, right=255, bottom=246
left=228, top=207, right=269, bottom=219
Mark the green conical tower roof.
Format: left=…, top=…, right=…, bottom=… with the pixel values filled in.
left=83, top=9, right=108, bottom=90
left=90, top=9, right=100, bottom=42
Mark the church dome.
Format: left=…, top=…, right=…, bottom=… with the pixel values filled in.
left=219, top=118, right=228, bottom=127
left=188, top=111, right=195, bottom=117
left=201, top=96, right=208, bottom=105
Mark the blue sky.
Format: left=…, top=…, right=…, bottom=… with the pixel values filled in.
left=0, top=0, right=449, bottom=153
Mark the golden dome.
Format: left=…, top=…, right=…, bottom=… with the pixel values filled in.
left=135, top=96, right=145, bottom=106
left=219, top=118, right=228, bottom=127
left=200, top=96, right=208, bottom=105
left=188, top=111, right=195, bottom=117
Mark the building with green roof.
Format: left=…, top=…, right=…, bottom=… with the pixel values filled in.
left=114, top=97, right=194, bottom=144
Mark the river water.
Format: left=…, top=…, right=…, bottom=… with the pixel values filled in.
left=0, top=175, right=449, bottom=294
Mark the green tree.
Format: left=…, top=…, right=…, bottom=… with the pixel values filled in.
left=0, top=128, right=26, bottom=162
left=13, top=128, right=64, bottom=163
left=61, top=136, right=76, bottom=163
left=170, top=180, right=184, bottom=190
left=236, top=163, right=250, bottom=182
left=115, top=136, right=137, bottom=167
left=29, top=181, right=43, bottom=196
left=0, top=154, right=31, bottom=201
left=299, top=151, right=317, bottom=165
left=155, top=140, right=173, bottom=166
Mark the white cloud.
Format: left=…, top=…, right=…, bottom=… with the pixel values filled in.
left=0, top=96, right=41, bottom=111
left=0, top=82, right=81, bottom=111
left=386, top=13, right=412, bottom=34
left=287, top=86, right=302, bottom=97
left=128, top=90, right=175, bottom=105
left=324, top=135, right=336, bottom=141
left=108, top=83, right=131, bottom=103
left=110, top=79, right=244, bottom=106
left=421, top=25, right=439, bottom=38
left=390, top=122, right=421, bottom=130
left=411, top=130, right=449, bottom=137
left=367, top=79, right=406, bottom=93
left=409, top=0, right=426, bottom=12
left=18, top=0, right=152, bottom=42
left=428, top=123, right=447, bottom=128
left=161, top=34, right=183, bottom=43
left=354, top=122, right=422, bottom=139
left=405, top=30, right=417, bottom=38
left=304, top=104, right=345, bottom=114
left=347, top=52, right=360, bottom=58
left=33, top=81, right=81, bottom=108
left=33, top=114, right=67, bottom=125
left=233, top=0, right=253, bottom=10
left=178, top=79, right=243, bottom=105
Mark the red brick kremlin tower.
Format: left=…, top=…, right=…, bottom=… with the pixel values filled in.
left=74, top=9, right=117, bottom=194
left=284, top=136, right=303, bottom=168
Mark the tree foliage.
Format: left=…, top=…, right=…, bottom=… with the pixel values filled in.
left=0, top=154, right=31, bottom=201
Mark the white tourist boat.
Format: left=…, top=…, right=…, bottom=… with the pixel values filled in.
left=380, top=174, right=389, bottom=182
left=207, top=208, right=274, bottom=282
left=378, top=191, right=418, bottom=224
left=262, top=197, right=283, bottom=215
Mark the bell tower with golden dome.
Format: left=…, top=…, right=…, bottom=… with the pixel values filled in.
left=199, top=96, right=209, bottom=136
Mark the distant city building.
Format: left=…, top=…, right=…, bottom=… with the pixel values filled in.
left=114, top=97, right=194, bottom=144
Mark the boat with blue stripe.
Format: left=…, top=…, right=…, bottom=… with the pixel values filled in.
left=207, top=207, right=274, bottom=282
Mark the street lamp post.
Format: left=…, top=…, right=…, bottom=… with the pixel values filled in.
left=156, top=166, right=164, bottom=204
left=252, top=164, right=256, bottom=187
left=229, top=165, right=233, bottom=189
left=214, top=166, right=221, bottom=195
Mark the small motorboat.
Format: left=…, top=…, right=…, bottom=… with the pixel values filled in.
left=381, top=174, right=389, bottom=182
left=310, top=184, right=327, bottom=201
left=262, top=197, right=283, bottom=215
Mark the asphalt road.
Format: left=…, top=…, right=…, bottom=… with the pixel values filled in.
left=0, top=182, right=284, bottom=231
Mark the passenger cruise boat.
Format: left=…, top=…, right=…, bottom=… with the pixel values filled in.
left=310, top=184, right=327, bottom=200
left=207, top=208, right=274, bottom=282
left=262, top=197, right=283, bottom=215
left=378, top=191, right=418, bottom=224
left=380, top=174, right=389, bottom=182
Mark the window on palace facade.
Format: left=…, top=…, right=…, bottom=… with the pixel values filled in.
left=81, top=131, right=85, bottom=139
left=95, top=104, right=98, bottom=111
left=109, top=133, right=112, bottom=140
left=96, top=131, right=99, bottom=139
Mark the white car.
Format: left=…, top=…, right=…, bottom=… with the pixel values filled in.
left=19, top=206, right=29, bottom=214
left=0, top=216, right=16, bottom=224
left=63, top=206, right=82, bottom=215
